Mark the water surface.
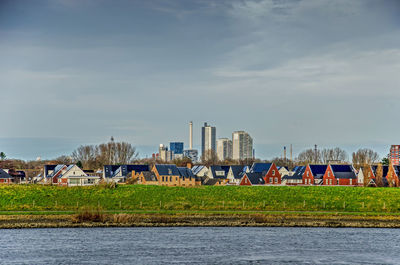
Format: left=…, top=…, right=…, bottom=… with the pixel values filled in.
left=0, top=227, right=399, bottom=264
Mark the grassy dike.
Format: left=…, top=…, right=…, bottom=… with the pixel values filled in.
left=2, top=184, right=400, bottom=228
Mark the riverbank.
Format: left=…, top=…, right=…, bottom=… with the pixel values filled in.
left=2, top=185, right=400, bottom=213
left=3, top=212, right=400, bottom=229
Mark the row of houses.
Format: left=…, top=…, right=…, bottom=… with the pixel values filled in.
left=1, top=162, right=398, bottom=187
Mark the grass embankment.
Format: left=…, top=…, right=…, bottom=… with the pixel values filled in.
left=0, top=185, right=400, bottom=213
left=2, top=185, right=400, bottom=228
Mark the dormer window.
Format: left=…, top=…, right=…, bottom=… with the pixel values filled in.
left=168, top=169, right=172, bottom=175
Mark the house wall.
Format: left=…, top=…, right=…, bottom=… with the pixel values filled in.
left=302, top=166, right=314, bottom=185
left=239, top=175, right=251, bottom=186
left=0, top=179, right=12, bottom=184
left=158, top=175, right=180, bottom=186
left=357, top=170, right=364, bottom=186
left=62, top=166, right=87, bottom=178
left=323, top=166, right=356, bottom=186
left=263, top=164, right=281, bottom=184
left=285, top=179, right=302, bottom=185
left=386, top=165, right=399, bottom=187
left=180, top=176, right=196, bottom=187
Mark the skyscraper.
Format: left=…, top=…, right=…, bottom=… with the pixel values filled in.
left=184, top=121, right=198, bottom=162
left=170, top=142, right=184, bottom=155
left=217, top=138, right=232, bottom=161
left=201, top=122, right=216, bottom=160
left=232, top=131, right=253, bottom=160
left=390, top=145, right=400, bottom=165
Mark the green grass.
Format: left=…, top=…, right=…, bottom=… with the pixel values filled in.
left=1, top=184, right=400, bottom=214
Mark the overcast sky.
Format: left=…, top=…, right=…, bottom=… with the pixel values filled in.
left=1, top=0, right=400, bottom=160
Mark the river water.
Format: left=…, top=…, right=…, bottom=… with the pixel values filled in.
left=0, top=227, right=399, bottom=264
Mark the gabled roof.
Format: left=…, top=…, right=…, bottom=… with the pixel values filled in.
left=155, top=164, right=180, bottom=176
left=229, top=165, right=245, bottom=179
left=47, top=164, right=67, bottom=179
left=290, top=166, right=305, bottom=180
left=309, top=164, right=328, bottom=179
left=250, top=163, right=272, bottom=173
left=209, top=165, right=228, bottom=179
left=0, top=169, right=13, bottom=179
left=62, top=165, right=87, bottom=177
left=192, top=165, right=207, bottom=175
left=393, top=165, right=400, bottom=176
left=292, top=166, right=302, bottom=172
left=203, top=178, right=221, bottom=186
left=244, top=172, right=265, bottom=185
left=177, top=167, right=195, bottom=179
left=371, top=165, right=389, bottom=178
left=142, top=171, right=158, bottom=182
left=330, top=164, right=356, bottom=179
left=104, top=165, right=150, bottom=178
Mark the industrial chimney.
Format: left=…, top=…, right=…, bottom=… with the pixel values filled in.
left=189, top=121, right=193, bottom=149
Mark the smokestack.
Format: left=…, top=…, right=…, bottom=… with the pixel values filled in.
left=314, top=144, right=318, bottom=163
left=284, top=146, right=286, bottom=161
left=189, top=121, right=193, bottom=149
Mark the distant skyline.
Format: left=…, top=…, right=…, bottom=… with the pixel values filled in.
left=1, top=0, right=400, bottom=160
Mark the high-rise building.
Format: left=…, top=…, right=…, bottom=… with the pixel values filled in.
left=390, top=145, right=400, bottom=165
left=201, top=122, right=216, bottom=160
left=217, top=138, right=232, bottom=161
left=159, top=144, right=174, bottom=162
left=189, top=121, right=193, bottom=149
left=170, top=142, right=184, bottom=155
left=232, top=131, right=253, bottom=160
left=184, top=149, right=198, bottom=163
left=184, top=121, right=199, bottom=163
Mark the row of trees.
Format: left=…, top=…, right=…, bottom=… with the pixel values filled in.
left=71, top=138, right=138, bottom=169
left=194, top=147, right=383, bottom=169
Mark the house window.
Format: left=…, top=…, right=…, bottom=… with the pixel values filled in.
left=337, top=179, right=339, bottom=185
left=329, top=179, right=332, bottom=185
left=328, top=172, right=330, bottom=177
left=269, top=177, right=273, bottom=183
left=350, top=179, right=352, bottom=185
left=306, top=172, right=309, bottom=177
left=162, top=176, right=164, bottom=182
left=275, top=177, right=278, bottom=183
left=272, top=170, right=275, bottom=176
left=170, top=176, right=172, bottom=182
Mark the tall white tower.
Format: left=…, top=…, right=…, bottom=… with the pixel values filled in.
left=189, top=121, right=193, bottom=150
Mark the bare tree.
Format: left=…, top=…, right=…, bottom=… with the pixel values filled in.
left=352, top=148, right=379, bottom=169
left=362, top=164, right=372, bottom=187
left=98, top=141, right=138, bottom=165
left=297, top=149, right=321, bottom=165
left=375, top=163, right=384, bottom=187
left=321, top=147, right=348, bottom=164
left=72, top=145, right=99, bottom=169
left=71, top=138, right=138, bottom=169
left=201, top=150, right=219, bottom=166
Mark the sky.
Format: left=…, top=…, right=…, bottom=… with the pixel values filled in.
left=1, top=0, right=400, bottom=160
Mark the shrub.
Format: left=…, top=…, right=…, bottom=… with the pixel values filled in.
left=74, top=207, right=105, bottom=223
